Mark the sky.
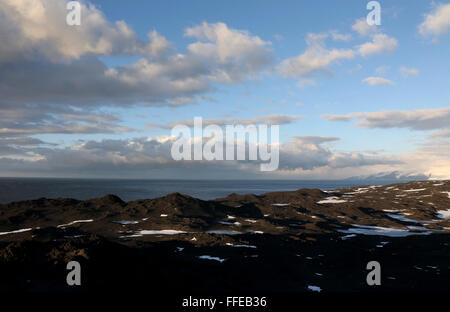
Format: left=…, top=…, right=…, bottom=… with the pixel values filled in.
left=0, top=0, right=450, bottom=179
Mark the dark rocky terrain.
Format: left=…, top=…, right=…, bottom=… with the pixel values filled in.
left=0, top=180, right=449, bottom=293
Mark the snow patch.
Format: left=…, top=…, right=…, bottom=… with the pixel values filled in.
left=113, top=220, right=139, bottom=225
left=403, top=188, right=426, bottom=192
left=57, top=219, right=93, bottom=228
left=198, top=255, right=226, bottom=263
left=437, top=209, right=450, bottom=219
left=346, top=187, right=370, bottom=194
left=386, top=213, right=422, bottom=224
left=317, top=197, right=347, bottom=204
left=339, top=224, right=430, bottom=237
left=226, top=243, right=257, bottom=248
left=341, top=234, right=357, bottom=240
left=0, top=228, right=32, bottom=236
left=307, top=285, right=322, bottom=292
left=119, top=234, right=143, bottom=238
left=207, top=230, right=242, bottom=235
left=138, top=230, right=187, bottom=235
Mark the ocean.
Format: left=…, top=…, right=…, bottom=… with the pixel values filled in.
left=0, top=177, right=411, bottom=204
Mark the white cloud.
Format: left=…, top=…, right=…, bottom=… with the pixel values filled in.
left=3, top=131, right=447, bottom=179
left=400, top=66, right=419, bottom=77
left=147, top=114, right=301, bottom=129
left=396, top=137, right=450, bottom=180
left=322, top=107, right=450, bottom=179
left=279, top=33, right=355, bottom=77
left=0, top=103, right=134, bottom=137
left=352, top=18, right=378, bottom=37
left=296, top=78, right=317, bottom=89
left=362, top=76, right=394, bottom=86
left=0, top=18, right=273, bottom=107
left=357, top=34, right=398, bottom=56
left=419, top=3, right=450, bottom=37
left=348, top=64, right=363, bottom=74
left=103, top=22, right=274, bottom=95
left=323, top=107, right=450, bottom=131
left=145, top=30, right=171, bottom=58
left=375, top=65, right=390, bottom=75
left=350, top=18, right=398, bottom=57
left=273, top=34, right=284, bottom=41
left=0, top=135, right=400, bottom=178
left=0, top=0, right=162, bottom=62
left=429, top=128, right=450, bottom=138
left=0, top=1, right=275, bottom=137
left=184, top=22, right=273, bottom=83
left=280, top=20, right=398, bottom=81
left=330, top=31, right=352, bottom=42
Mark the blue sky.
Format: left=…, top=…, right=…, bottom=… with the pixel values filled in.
left=0, top=0, right=449, bottom=179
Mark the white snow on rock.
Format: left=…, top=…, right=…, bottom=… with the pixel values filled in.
left=119, top=234, right=143, bottom=238
left=345, top=187, right=370, bottom=194
left=341, top=234, right=357, bottom=240
left=57, top=219, right=93, bottom=228
left=317, top=197, right=347, bottom=204
left=307, top=285, right=322, bottom=292
left=113, top=220, right=139, bottom=225
left=437, top=209, right=450, bottom=219
left=272, top=203, right=290, bottom=207
left=376, top=241, right=390, bottom=248
left=207, top=230, right=243, bottom=235
left=0, top=228, right=33, bottom=236
left=138, top=230, right=187, bottom=235
left=226, top=243, right=257, bottom=248
left=386, top=213, right=422, bottom=224
left=403, top=188, right=427, bottom=192
left=198, top=255, right=226, bottom=263
left=218, top=221, right=236, bottom=225
left=339, top=224, right=430, bottom=237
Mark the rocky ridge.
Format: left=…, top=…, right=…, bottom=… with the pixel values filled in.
left=0, top=180, right=449, bottom=292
